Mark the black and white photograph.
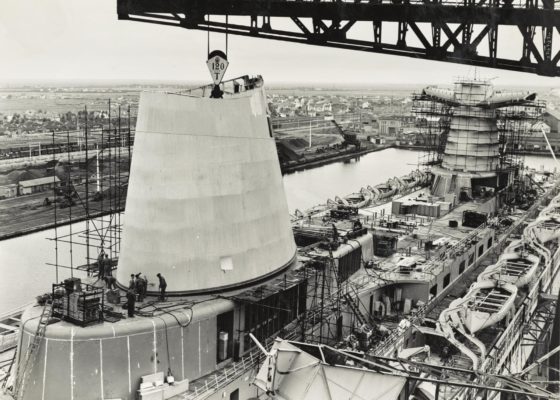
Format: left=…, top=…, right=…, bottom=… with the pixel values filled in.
left=0, top=0, right=559, bottom=399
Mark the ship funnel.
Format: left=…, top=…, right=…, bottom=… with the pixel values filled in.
left=417, top=79, right=539, bottom=198
left=117, top=80, right=296, bottom=294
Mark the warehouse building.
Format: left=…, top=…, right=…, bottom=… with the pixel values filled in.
left=18, top=176, right=61, bottom=195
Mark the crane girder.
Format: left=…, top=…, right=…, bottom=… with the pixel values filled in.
left=117, top=0, right=560, bottom=76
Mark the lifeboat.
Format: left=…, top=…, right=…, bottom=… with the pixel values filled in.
left=436, top=189, right=560, bottom=372
left=526, top=215, right=560, bottom=244
left=438, top=296, right=487, bottom=370
left=370, top=179, right=398, bottom=200
left=417, top=170, right=431, bottom=186
left=400, top=172, right=419, bottom=190
left=437, top=280, right=517, bottom=370
left=342, top=188, right=373, bottom=209
left=462, top=280, right=518, bottom=334
left=477, top=253, right=540, bottom=288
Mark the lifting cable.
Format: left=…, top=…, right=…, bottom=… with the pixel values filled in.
left=206, top=14, right=229, bottom=58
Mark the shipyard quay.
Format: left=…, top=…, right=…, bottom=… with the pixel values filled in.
left=1, top=0, right=560, bottom=399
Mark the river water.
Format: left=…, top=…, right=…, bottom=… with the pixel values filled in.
left=0, top=149, right=557, bottom=315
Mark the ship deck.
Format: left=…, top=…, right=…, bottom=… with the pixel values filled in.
left=4, top=167, right=557, bottom=400
left=308, top=191, right=497, bottom=281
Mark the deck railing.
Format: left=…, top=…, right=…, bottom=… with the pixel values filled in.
left=0, top=332, right=18, bottom=354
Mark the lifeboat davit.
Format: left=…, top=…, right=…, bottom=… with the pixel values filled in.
left=542, top=200, right=560, bottom=216
left=416, top=170, right=430, bottom=186
left=326, top=198, right=338, bottom=208
left=334, top=195, right=349, bottom=206
left=366, top=185, right=380, bottom=202
left=504, top=239, right=534, bottom=255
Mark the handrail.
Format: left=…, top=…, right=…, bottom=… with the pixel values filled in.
left=0, top=303, right=32, bottom=322
left=369, top=303, right=428, bottom=356
left=0, top=332, right=19, bottom=353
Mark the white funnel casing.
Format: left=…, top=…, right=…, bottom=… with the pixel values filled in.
left=117, top=85, right=296, bottom=293
left=423, top=80, right=536, bottom=197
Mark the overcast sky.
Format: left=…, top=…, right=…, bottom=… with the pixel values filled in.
left=1, top=0, right=560, bottom=87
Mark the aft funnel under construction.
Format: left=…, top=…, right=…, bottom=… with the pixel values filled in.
left=117, top=79, right=297, bottom=294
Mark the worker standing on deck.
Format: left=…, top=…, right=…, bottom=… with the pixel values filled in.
left=97, top=250, right=106, bottom=278
left=104, top=254, right=111, bottom=276
left=129, top=274, right=136, bottom=290
left=135, top=273, right=146, bottom=302
left=157, top=273, right=167, bottom=301
left=126, top=290, right=136, bottom=318
left=103, top=276, right=117, bottom=290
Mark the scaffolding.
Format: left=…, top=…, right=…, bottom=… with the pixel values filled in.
left=411, top=94, right=452, bottom=167
left=47, top=101, right=136, bottom=285
left=412, top=81, right=545, bottom=178
left=497, top=101, right=546, bottom=174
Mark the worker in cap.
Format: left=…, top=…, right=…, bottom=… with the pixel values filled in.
left=126, top=289, right=136, bottom=318
left=135, top=273, right=146, bottom=302
left=157, top=273, right=167, bottom=301
left=104, top=254, right=111, bottom=276
left=129, top=274, right=136, bottom=290
left=97, top=251, right=106, bottom=278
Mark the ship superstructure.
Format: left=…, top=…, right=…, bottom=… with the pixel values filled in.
left=248, top=170, right=560, bottom=399
left=1, top=77, right=558, bottom=400
left=281, top=80, right=558, bottom=398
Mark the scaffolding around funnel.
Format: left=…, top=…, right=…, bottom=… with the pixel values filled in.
left=412, top=88, right=545, bottom=174
left=46, top=101, right=136, bottom=283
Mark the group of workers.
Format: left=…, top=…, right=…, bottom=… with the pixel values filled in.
left=124, top=273, right=147, bottom=318
left=129, top=273, right=148, bottom=301
left=95, top=249, right=169, bottom=318
left=97, top=250, right=112, bottom=278
left=97, top=250, right=118, bottom=291
left=124, top=273, right=167, bottom=318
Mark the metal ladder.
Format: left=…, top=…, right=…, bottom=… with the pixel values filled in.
left=0, top=351, right=16, bottom=390
left=11, top=305, right=52, bottom=400
left=343, top=292, right=369, bottom=327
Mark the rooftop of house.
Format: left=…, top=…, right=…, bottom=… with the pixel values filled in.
left=19, top=176, right=60, bottom=187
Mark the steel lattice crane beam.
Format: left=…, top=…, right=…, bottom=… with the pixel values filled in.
left=117, top=0, right=560, bottom=77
